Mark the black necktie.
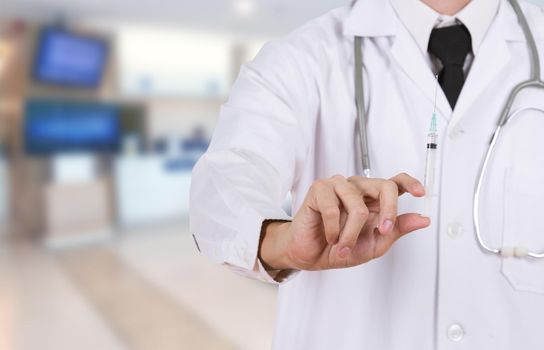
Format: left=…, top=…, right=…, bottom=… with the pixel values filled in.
left=428, top=24, right=472, bottom=109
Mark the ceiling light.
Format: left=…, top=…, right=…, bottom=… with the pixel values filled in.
left=234, top=0, right=255, bottom=17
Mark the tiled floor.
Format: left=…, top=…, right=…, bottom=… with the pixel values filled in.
left=0, top=242, right=127, bottom=350
left=0, top=222, right=277, bottom=350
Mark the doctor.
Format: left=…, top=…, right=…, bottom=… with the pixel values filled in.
left=191, top=0, right=544, bottom=348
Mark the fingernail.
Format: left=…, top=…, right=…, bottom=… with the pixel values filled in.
left=382, top=219, right=393, bottom=234
left=419, top=214, right=430, bottom=219
left=338, top=246, right=351, bottom=258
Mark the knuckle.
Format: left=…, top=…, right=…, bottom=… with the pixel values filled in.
left=353, top=204, right=369, bottom=217
left=311, top=179, right=328, bottom=190
left=384, top=200, right=398, bottom=212
left=330, top=174, right=346, bottom=182
left=323, top=207, right=340, bottom=218
left=384, top=180, right=398, bottom=192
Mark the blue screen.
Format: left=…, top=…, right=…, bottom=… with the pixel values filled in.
left=25, top=100, right=121, bottom=155
left=33, top=27, right=108, bottom=87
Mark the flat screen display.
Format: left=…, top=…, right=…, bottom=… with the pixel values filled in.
left=24, top=99, right=121, bottom=155
left=33, top=27, right=109, bottom=87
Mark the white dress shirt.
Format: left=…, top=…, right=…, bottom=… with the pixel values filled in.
left=390, top=0, right=501, bottom=76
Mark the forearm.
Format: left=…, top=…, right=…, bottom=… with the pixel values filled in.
left=259, top=220, right=295, bottom=271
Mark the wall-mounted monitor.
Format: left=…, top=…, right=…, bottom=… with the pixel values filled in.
left=33, top=27, right=109, bottom=88
left=24, top=99, right=121, bottom=155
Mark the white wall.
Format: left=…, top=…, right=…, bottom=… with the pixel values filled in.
left=118, top=27, right=233, bottom=98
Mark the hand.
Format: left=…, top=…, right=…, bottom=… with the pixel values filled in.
left=259, top=173, right=430, bottom=271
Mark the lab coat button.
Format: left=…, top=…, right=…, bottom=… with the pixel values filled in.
left=447, top=223, right=464, bottom=239
left=447, top=324, right=465, bottom=342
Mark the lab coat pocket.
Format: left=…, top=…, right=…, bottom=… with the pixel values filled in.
left=501, top=168, right=544, bottom=295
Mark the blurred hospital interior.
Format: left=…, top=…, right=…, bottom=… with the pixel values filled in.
left=0, top=1, right=347, bottom=349
left=2, top=0, right=544, bottom=349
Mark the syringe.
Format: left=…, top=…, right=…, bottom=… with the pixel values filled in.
left=424, top=76, right=439, bottom=216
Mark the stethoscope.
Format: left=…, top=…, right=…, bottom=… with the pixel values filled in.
left=353, top=0, right=544, bottom=258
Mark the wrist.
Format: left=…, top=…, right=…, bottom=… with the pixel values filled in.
left=259, top=220, right=294, bottom=271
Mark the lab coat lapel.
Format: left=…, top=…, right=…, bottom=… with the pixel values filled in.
left=390, top=25, right=452, bottom=121
left=448, top=4, right=512, bottom=128
left=344, top=0, right=451, bottom=120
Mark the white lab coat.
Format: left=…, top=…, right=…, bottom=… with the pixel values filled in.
left=190, top=0, right=544, bottom=348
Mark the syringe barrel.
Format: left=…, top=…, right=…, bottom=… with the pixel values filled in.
left=424, top=141, right=437, bottom=196
left=427, top=132, right=438, bottom=145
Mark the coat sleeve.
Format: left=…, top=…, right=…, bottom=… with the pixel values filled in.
left=189, top=37, right=317, bottom=284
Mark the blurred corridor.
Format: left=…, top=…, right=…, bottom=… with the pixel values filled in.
left=0, top=0, right=346, bottom=349
left=1, top=221, right=278, bottom=350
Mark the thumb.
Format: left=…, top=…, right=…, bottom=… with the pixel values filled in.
left=395, top=213, right=431, bottom=237
left=373, top=213, right=431, bottom=260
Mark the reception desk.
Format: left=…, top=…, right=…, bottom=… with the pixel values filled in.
left=114, top=156, right=192, bottom=228
left=43, top=155, right=114, bottom=249
left=44, top=179, right=113, bottom=249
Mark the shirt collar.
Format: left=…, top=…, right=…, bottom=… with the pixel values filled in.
left=389, top=0, right=501, bottom=55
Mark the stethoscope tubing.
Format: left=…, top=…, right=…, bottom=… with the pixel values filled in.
left=472, top=0, right=544, bottom=259
left=474, top=106, right=544, bottom=259
left=354, top=0, right=544, bottom=258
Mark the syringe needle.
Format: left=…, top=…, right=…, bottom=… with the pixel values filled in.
left=433, top=74, right=439, bottom=114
